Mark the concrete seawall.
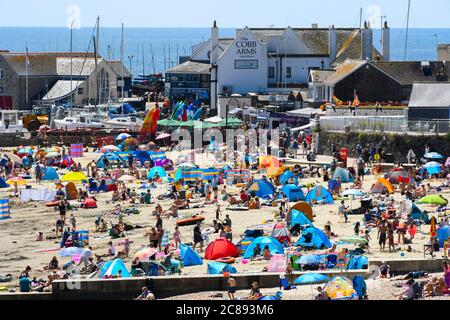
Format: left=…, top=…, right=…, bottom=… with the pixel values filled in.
left=0, top=258, right=445, bottom=300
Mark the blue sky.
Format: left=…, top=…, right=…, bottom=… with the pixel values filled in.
left=1, top=0, right=450, bottom=28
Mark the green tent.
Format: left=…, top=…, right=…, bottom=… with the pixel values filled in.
left=157, top=119, right=182, bottom=127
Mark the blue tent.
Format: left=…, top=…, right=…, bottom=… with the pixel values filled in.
left=280, top=184, right=305, bottom=202
left=290, top=209, right=313, bottom=228
left=437, top=226, right=450, bottom=248
left=306, top=185, right=334, bottom=204
left=0, top=178, right=10, bottom=189
left=296, top=227, right=332, bottom=249
left=332, top=168, right=354, bottom=183
left=99, top=259, right=131, bottom=278
left=247, top=179, right=276, bottom=198
left=279, top=170, right=298, bottom=185
left=347, top=255, right=369, bottom=270
left=207, top=262, right=237, bottom=275
left=147, top=166, right=167, bottom=179
left=180, top=244, right=203, bottom=267
left=352, top=275, right=367, bottom=299
left=243, top=236, right=284, bottom=259
left=43, top=167, right=59, bottom=181
left=97, top=153, right=124, bottom=168
left=132, top=150, right=151, bottom=164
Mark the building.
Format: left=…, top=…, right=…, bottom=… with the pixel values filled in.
left=308, top=59, right=450, bottom=103
left=437, top=44, right=450, bottom=61
left=0, top=51, right=131, bottom=110
left=408, top=82, right=450, bottom=121
left=165, top=21, right=388, bottom=116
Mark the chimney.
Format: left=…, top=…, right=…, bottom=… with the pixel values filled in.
left=382, top=21, right=390, bottom=61
left=361, top=21, right=373, bottom=60
left=210, top=20, right=219, bottom=65
left=328, top=25, right=337, bottom=63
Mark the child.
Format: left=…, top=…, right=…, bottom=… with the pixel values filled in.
left=173, top=227, right=181, bottom=250
left=388, top=229, right=395, bottom=252
left=363, top=230, right=371, bottom=253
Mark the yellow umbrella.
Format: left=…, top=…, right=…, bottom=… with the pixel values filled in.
left=7, top=177, right=27, bottom=185
left=61, top=171, right=88, bottom=183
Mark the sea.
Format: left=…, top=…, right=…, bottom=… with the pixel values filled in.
left=1, top=27, right=450, bottom=77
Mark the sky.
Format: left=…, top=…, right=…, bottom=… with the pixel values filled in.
left=1, top=0, right=450, bottom=29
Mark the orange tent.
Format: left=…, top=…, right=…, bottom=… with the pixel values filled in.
left=371, top=178, right=394, bottom=194
left=287, top=201, right=314, bottom=222
left=259, top=155, right=281, bottom=177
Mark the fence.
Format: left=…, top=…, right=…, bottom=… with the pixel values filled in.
left=319, top=116, right=450, bottom=135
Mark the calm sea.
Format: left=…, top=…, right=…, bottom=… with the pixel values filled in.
left=1, top=27, right=449, bottom=76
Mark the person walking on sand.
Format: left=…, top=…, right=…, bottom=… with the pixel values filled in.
left=173, top=227, right=181, bottom=249
left=378, top=220, right=388, bottom=252
left=193, top=222, right=204, bottom=252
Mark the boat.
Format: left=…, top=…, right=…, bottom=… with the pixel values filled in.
left=0, top=111, right=27, bottom=133
left=53, top=114, right=104, bottom=131
left=102, top=116, right=144, bottom=132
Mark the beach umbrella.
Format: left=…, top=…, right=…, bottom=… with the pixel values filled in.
left=298, top=254, right=323, bottom=265
left=101, top=145, right=120, bottom=153
left=6, top=177, right=27, bottom=185
left=204, top=116, right=224, bottom=124
left=116, top=133, right=131, bottom=141
left=177, top=163, right=197, bottom=169
left=45, top=152, right=61, bottom=159
left=342, top=189, right=364, bottom=197
left=2, top=153, right=22, bottom=164
left=61, top=171, right=88, bottom=183
left=59, top=247, right=84, bottom=257
left=117, top=175, right=137, bottom=182
left=17, top=148, right=33, bottom=155
left=293, top=273, right=329, bottom=285
left=424, top=152, right=444, bottom=160
left=424, top=161, right=442, bottom=169
left=258, top=295, right=281, bottom=301
left=134, top=247, right=157, bottom=261
left=156, top=133, right=172, bottom=140
left=340, top=236, right=368, bottom=245
left=418, top=195, right=448, bottom=206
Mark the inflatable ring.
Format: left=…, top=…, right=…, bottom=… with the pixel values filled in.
left=176, top=215, right=205, bottom=227
left=214, top=257, right=236, bottom=264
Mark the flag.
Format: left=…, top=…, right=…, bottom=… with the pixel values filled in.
left=352, top=92, right=360, bottom=107
left=332, top=95, right=343, bottom=106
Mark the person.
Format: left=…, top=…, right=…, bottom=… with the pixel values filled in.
left=136, top=286, right=155, bottom=300
left=395, top=279, right=416, bottom=300
left=378, top=220, right=388, bottom=252
left=223, top=215, right=232, bottom=228
left=443, top=261, right=450, bottom=289
left=58, top=200, right=67, bottom=223
left=407, top=149, right=417, bottom=164
left=173, top=227, right=181, bottom=249
left=263, top=245, right=272, bottom=260
left=338, top=201, right=348, bottom=223
left=48, top=256, right=59, bottom=270
left=388, top=229, right=396, bottom=252
left=247, top=282, right=262, bottom=300
left=78, top=246, right=93, bottom=271
left=252, top=243, right=262, bottom=259
left=70, top=214, right=76, bottom=230
left=155, top=214, right=163, bottom=230
left=193, top=222, right=204, bottom=252
left=357, top=158, right=365, bottom=181
left=215, top=204, right=221, bottom=220
left=19, top=266, right=32, bottom=279
left=19, top=276, right=32, bottom=293
left=315, top=286, right=330, bottom=300
left=354, top=222, right=361, bottom=236
left=225, top=273, right=237, bottom=300
left=379, top=261, right=391, bottom=279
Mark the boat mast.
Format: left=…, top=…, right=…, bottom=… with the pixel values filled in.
left=404, top=0, right=411, bottom=60
left=120, top=23, right=125, bottom=101
left=142, top=43, right=145, bottom=76
left=70, top=21, right=74, bottom=107
left=151, top=43, right=156, bottom=75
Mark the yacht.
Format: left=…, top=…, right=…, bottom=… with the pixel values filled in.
left=0, top=110, right=27, bottom=133
left=53, top=114, right=104, bottom=131
left=102, top=116, right=143, bottom=132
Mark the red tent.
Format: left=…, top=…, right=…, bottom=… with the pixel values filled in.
left=271, top=223, right=291, bottom=244
left=83, top=198, right=97, bottom=209
left=204, top=238, right=239, bottom=260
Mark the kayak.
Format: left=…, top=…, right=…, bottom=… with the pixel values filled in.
left=46, top=201, right=60, bottom=207
left=176, top=215, right=205, bottom=227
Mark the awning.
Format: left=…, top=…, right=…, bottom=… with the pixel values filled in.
left=229, top=108, right=242, bottom=115
left=43, top=80, right=84, bottom=101
left=291, top=122, right=317, bottom=132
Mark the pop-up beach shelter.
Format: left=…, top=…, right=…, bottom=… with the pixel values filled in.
left=306, top=185, right=334, bottom=204
left=271, top=223, right=291, bottom=244
left=290, top=209, right=313, bottom=228
left=43, top=167, right=59, bottom=181
left=296, top=227, right=332, bottom=249
left=132, top=150, right=152, bottom=164
left=96, top=153, right=124, bottom=169
left=180, top=244, right=203, bottom=267
left=371, top=178, right=394, bottom=194
left=280, top=184, right=305, bottom=202
left=207, top=262, right=237, bottom=275
left=247, top=179, right=276, bottom=198
left=287, top=202, right=314, bottom=222
left=0, top=178, right=10, bottom=189
left=347, top=255, right=369, bottom=270
left=332, top=168, right=354, bottom=183
left=99, top=259, right=131, bottom=278
left=147, top=166, right=167, bottom=179
left=324, top=276, right=358, bottom=300
left=204, top=238, right=240, bottom=260
left=437, top=226, right=450, bottom=248
left=279, top=170, right=298, bottom=185
left=243, top=236, right=284, bottom=259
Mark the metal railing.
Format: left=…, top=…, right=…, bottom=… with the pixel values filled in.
left=319, top=116, right=450, bottom=135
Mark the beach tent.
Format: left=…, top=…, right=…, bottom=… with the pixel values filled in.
left=0, top=199, right=11, bottom=220
left=43, top=167, right=59, bottom=181
left=332, top=168, right=354, bottom=183
left=306, top=185, right=334, bottom=205
left=99, top=259, right=131, bottom=278
left=388, top=170, right=408, bottom=184
left=347, top=255, right=369, bottom=270
left=180, top=244, right=203, bottom=267
left=247, top=179, right=276, bottom=198
left=290, top=209, right=313, bottom=228
left=207, top=262, right=237, bottom=275
left=147, top=166, right=167, bottom=179
left=279, top=170, right=298, bottom=185
left=0, top=178, right=10, bottom=189
left=243, top=237, right=284, bottom=259
left=96, top=153, right=124, bottom=169
left=371, top=178, right=394, bottom=194
left=65, top=182, right=79, bottom=200
left=83, top=198, right=97, bottom=209
left=288, top=202, right=314, bottom=222
left=61, top=171, right=87, bottom=183
left=410, top=204, right=429, bottom=224
left=204, top=238, right=240, bottom=260
left=437, top=226, right=450, bottom=248
left=324, top=276, right=357, bottom=300
left=295, top=227, right=332, bottom=249
left=352, top=276, right=367, bottom=299
left=280, top=184, right=305, bottom=202
left=271, top=223, right=292, bottom=244
left=267, top=254, right=287, bottom=272
left=132, top=150, right=152, bottom=164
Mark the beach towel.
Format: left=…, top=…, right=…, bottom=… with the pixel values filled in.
left=0, top=199, right=10, bottom=220
left=70, top=144, right=84, bottom=158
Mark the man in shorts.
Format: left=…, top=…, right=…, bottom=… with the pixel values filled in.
left=225, top=273, right=237, bottom=300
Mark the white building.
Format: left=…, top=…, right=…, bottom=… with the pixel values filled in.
left=165, top=21, right=389, bottom=116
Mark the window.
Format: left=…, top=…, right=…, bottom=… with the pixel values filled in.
left=268, top=66, right=275, bottom=78
left=0, top=87, right=3, bottom=94
left=77, top=87, right=83, bottom=95
left=0, top=69, right=3, bottom=79
left=286, top=67, right=292, bottom=78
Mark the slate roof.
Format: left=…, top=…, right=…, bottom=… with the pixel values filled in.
left=409, top=82, right=450, bottom=108
left=165, top=60, right=210, bottom=74
left=42, top=80, right=84, bottom=100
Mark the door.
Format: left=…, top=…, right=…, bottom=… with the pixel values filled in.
left=0, top=96, right=13, bottom=110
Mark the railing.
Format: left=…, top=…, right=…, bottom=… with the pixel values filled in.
left=319, top=116, right=450, bottom=135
